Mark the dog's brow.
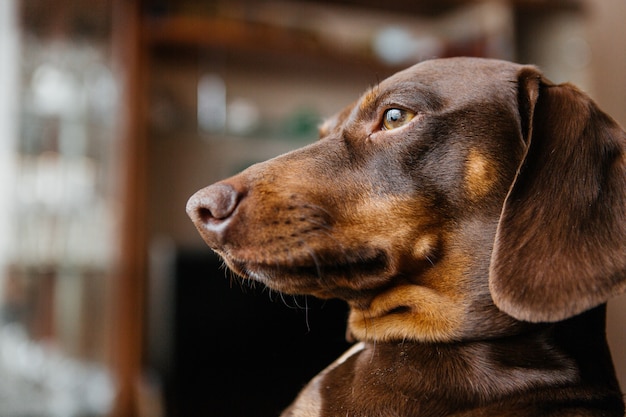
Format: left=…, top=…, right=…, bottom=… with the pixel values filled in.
left=359, top=88, right=379, bottom=112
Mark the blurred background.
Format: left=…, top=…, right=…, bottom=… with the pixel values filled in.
left=0, top=0, right=624, bottom=416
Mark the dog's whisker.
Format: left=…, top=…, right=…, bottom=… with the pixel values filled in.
left=291, top=295, right=305, bottom=310
left=270, top=284, right=283, bottom=300
left=304, top=246, right=324, bottom=279
left=301, top=202, right=334, bottom=219
left=359, top=310, right=379, bottom=364
left=278, top=291, right=291, bottom=307
left=302, top=295, right=311, bottom=333
left=310, top=227, right=344, bottom=247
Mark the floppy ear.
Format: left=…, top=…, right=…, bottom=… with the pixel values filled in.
left=489, top=67, right=626, bottom=323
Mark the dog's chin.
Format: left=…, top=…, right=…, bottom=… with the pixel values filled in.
left=220, top=251, right=393, bottom=301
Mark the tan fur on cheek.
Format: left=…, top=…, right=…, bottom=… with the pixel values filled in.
left=465, top=149, right=496, bottom=200
left=340, top=196, right=434, bottom=249
left=347, top=285, right=465, bottom=342
left=413, top=235, right=438, bottom=260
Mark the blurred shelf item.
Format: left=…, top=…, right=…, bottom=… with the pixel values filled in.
left=0, top=12, right=120, bottom=417
left=143, top=0, right=584, bottom=18
left=144, top=1, right=516, bottom=67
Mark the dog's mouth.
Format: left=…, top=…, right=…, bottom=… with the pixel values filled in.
left=188, top=174, right=441, bottom=305
left=220, top=248, right=395, bottom=300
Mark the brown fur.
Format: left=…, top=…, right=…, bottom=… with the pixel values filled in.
left=187, top=57, right=626, bottom=416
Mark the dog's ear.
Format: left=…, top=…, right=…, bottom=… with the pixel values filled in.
left=489, top=67, right=626, bottom=323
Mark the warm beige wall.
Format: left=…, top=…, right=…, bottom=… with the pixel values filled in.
left=586, top=0, right=626, bottom=125
left=585, top=0, right=626, bottom=391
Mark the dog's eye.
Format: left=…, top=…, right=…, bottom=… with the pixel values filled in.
left=382, top=108, right=415, bottom=130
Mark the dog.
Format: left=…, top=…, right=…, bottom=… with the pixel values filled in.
left=186, top=57, right=626, bottom=416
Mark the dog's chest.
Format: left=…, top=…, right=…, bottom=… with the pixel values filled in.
left=281, top=339, right=582, bottom=417
left=281, top=342, right=366, bottom=417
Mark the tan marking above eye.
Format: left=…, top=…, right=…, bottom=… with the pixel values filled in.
left=360, top=88, right=378, bottom=112
left=413, top=235, right=437, bottom=261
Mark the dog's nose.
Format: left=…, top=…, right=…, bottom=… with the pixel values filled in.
left=186, top=182, right=241, bottom=232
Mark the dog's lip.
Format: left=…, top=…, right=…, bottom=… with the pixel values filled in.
left=222, top=249, right=393, bottom=296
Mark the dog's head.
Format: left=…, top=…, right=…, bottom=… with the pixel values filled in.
left=187, top=57, right=626, bottom=343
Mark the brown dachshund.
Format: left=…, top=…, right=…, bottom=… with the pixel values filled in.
left=186, top=57, right=626, bottom=416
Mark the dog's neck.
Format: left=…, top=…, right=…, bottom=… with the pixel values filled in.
left=322, top=306, right=623, bottom=416
left=359, top=328, right=576, bottom=397
left=294, top=305, right=624, bottom=417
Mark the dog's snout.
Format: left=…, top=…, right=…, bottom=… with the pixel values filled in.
left=186, top=182, right=241, bottom=230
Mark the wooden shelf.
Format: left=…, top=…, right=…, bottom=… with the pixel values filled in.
left=143, top=15, right=399, bottom=71
left=147, top=16, right=328, bottom=53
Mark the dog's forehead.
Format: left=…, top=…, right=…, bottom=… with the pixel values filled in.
left=320, top=58, right=523, bottom=135
left=392, top=57, right=521, bottom=87
left=377, top=57, right=523, bottom=101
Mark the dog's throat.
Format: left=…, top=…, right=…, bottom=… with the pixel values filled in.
left=346, top=284, right=467, bottom=343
